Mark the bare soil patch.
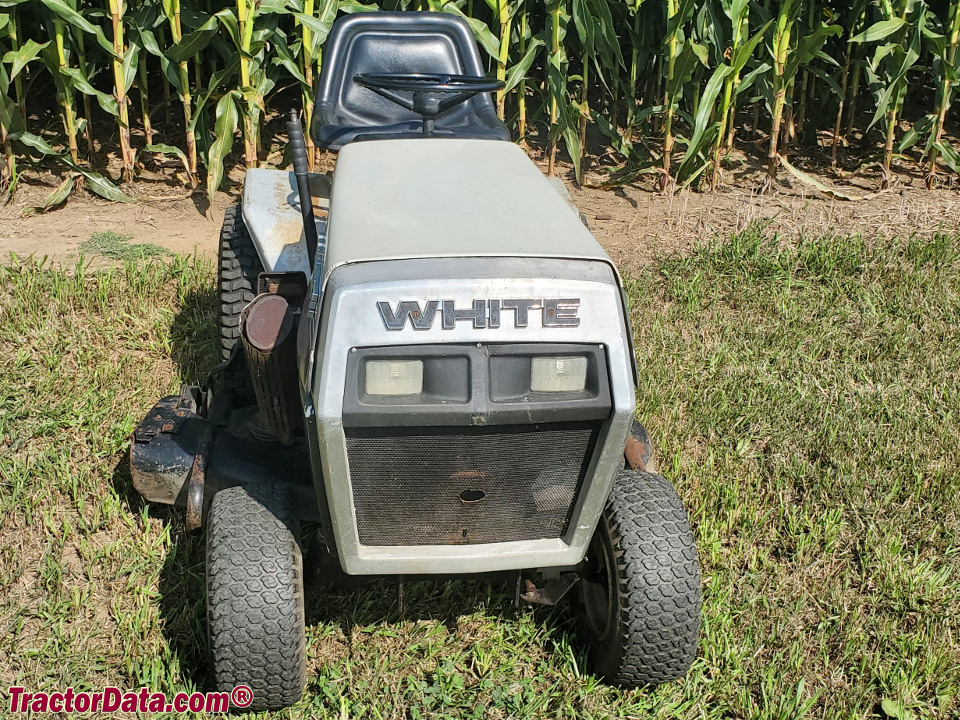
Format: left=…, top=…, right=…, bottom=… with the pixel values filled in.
left=3, top=155, right=959, bottom=272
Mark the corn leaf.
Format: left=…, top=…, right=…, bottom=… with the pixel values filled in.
left=934, top=139, right=960, bottom=173
left=60, top=67, right=120, bottom=117
left=24, top=172, right=73, bottom=214
left=70, top=165, right=135, bottom=202
left=3, top=39, right=49, bottom=80
left=39, top=0, right=118, bottom=58
left=503, top=37, right=544, bottom=93
left=206, top=90, right=239, bottom=196
left=166, top=16, right=219, bottom=63
left=12, top=130, right=59, bottom=156
left=442, top=5, right=501, bottom=58
left=144, top=143, right=195, bottom=183
left=851, top=18, right=907, bottom=43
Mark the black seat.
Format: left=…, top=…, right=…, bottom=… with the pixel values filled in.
left=310, top=12, right=510, bottom=150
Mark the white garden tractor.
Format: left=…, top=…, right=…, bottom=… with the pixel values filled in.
left=129, top=11, right=701, bottom=711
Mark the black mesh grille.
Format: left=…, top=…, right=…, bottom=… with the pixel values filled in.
left=346, top=422, right=601, bottom=546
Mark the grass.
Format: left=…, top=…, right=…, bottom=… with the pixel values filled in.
left=0, top=231, right=958, bottom=719
left=80, top=231, right=171, bottom=261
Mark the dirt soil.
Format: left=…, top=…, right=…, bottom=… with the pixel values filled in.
left=3, top=155, right=959, bottom=273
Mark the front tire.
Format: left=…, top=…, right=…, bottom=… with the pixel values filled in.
left=206, top=484, right=307, bottom=710
left=576, top=470, right=702, bottom=687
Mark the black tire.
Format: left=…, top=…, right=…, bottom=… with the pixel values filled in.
left=576, top=470, right=701, bottom=687
left=206, top=484, right=307, bottom=711
left=218, top=204, right=262, bottom=401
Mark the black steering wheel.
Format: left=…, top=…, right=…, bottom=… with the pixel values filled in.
left=353, top=73, right=504, bottom=134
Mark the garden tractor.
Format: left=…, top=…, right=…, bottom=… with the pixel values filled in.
left=129, top=11, right=701, bottom=711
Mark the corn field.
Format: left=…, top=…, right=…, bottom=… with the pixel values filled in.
left=2, top=0, right=960, bottom=208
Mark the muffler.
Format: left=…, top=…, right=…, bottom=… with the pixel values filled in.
left=241, top=293, right=302, bottom=444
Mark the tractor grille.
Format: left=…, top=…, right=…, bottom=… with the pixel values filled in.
left=345, top=422, right=602, bottom=546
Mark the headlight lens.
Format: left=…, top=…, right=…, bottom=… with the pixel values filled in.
left=530, top=356, right=588, bottom=392
left=365, top=359, right=424, bottom=395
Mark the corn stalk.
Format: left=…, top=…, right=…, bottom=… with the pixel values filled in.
left=924, top=0, right=960, bottom=186
left=831, top=0, right=865, bottom=165
left=711, top=0, right=770, bottom=189
left=762, top=0, right=839, bottom=190
left=494, top=0, right=512, bottom=118
left=109, top=0, right=134, bottom=182
left=162, top=0, right=198, bottom=175
left=547, top=0, right=563, bottom=176
left=659, top=0, right=698, bottom=190
left=764, top=0, right=796, bottom=190
left=53, top=19, right=79, bottom=165
left=237, top=0, right=257, bottom=167
left=854, top=0, right=927, bottom=188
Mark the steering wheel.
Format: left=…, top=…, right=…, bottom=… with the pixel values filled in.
left=353, top=73, right=504, bottom=134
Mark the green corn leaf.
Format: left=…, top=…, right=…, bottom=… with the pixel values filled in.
left=272, top=32, right=308, bottom=85
left=503, top=37, right=544, bottom=93
left=133, top=25, right=164, bottom=58
left=12, top=130, right=60, bottom=156
left=593, top=110, right=634, bottom=158
left=216, top=9, right=241, bottom=51
left=167, top=16, right=219, bottom=63
left=562, top=122, right=581, bottom=184
left=189, top=56, right=241, bottom=131
left=294, top=12, right=336, bottom=49
left=206, top=90, right=240, bottom=197
left=144, top=142, right=189, bottom=165
left=39, top=0, right=118, bottom=58
left=933, top=139, right=960, bottom=173
left=667, top=43, right=702, bottom=98
left=805, top=62, right=844, bottom=98
left=442, top=5, right=501, bottom=58
left=851, top=18, right=907, bottom=43
left=71, top=166, right=135, bottom=202
left=60, top=67, right=120, bottom=117
left=337, top=0, right=379, bottom=13
left=735, top=61, right=771, bottom=99
left=144, top=143, right=195, bottom=183
left=897, top=114, right=936, bottom=152
left=122, top=44, right=139, bottom=94
left=3, top=39, right=50, bottom=80
left=676, top=64, right=732, bottom=179
left=667, top=0, right=698, bottom=39
left=732, top=21, right=773, bottom=76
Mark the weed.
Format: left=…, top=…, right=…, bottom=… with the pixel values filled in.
left=79, top=231, right=170, bottom=262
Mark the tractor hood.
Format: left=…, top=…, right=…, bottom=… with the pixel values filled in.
left=322, top=138, right=614, bottom=286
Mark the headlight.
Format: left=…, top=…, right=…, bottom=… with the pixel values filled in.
left=530, top=356, right=588, bottom=392
left=365, top=359, right=424, bottom=395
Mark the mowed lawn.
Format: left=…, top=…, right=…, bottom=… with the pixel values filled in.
left=0, top=231, right=958, bottom=719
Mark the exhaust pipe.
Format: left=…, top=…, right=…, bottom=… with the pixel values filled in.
left=241, top=293, right=302, bottom=444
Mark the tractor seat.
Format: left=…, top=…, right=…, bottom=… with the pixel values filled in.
left=310, top=12, right=510, bottom=150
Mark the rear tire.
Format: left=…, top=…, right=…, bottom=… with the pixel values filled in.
left=576, top=470, right=701, bottom=687
left=206, top=484, right=306, bottom=711
left=218, top=204, right=262, bottom=402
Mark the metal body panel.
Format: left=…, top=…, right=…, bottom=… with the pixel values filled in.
left=322, top=139, right=611, bottom=286
left=241, top=167, right=328, bottom=275
left=309, top=257, right=635, bottom=575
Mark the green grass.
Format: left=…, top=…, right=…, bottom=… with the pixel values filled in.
left=0, top=231, right=958, bottom=719
left=80, top=231, right=171, bottom=261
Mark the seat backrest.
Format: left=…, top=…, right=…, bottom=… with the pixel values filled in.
left=312, top=12, right=496, bottom=136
